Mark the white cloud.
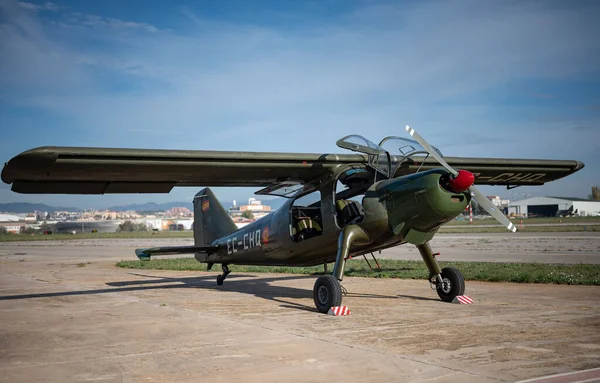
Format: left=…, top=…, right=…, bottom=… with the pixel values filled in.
left=67, top=12, right=158, bottom=32
left=17, top=1, right=62, bottom=12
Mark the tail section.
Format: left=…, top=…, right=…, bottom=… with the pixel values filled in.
left=193, top=188, right=238, bottom=246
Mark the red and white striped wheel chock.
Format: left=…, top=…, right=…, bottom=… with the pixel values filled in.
left=327, top=306, right=350, bottom=316
left=452, top=295, right=474, bottom=304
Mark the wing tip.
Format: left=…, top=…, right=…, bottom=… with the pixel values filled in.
left=135, top=249, right=151, bottom=261
left=1, top=147, right=59, bottom=184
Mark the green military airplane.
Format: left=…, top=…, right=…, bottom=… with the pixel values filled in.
left=1, top=126, right=584, bottom=313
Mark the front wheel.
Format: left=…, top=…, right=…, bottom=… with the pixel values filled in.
left=313, top=275, right=343, bottom=313
left=436, top=267, right=465, bottom=302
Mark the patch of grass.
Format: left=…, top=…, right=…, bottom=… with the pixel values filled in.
left=0, top=231, right=193, bottom=242
left=76, top=262, right=92, bottom=267
left=115, top=258, right=600, bottom=285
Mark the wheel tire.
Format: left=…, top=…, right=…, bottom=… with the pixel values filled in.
left=436, top=267, right=465, bottom=302
left=313, top=275, right=343, bottom=314
left=216, top=275, right=224, bottom=286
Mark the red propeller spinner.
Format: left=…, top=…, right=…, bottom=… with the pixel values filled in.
left=447, top=170, right=475, bottom=193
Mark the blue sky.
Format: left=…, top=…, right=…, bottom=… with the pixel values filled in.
left=0, top=0, right=599, bottom=209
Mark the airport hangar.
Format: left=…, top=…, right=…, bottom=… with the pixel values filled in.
left=508, top=196, right=600, bottom=217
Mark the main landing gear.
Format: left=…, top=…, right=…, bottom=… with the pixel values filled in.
left=313, top=275, right=343, bottom=313
left=418, top=243, right=465, bottom=302
left=313, top=224, right=369, bottom=313
left=312, top=239, right=467, bottom=313
left=216, top=263, right=230, bottom=286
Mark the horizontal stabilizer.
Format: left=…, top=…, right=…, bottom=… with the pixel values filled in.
left=135, top=245, right=218, bottom=261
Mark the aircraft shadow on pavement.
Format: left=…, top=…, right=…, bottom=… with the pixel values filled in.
left=394, top=294, right=440, bottom=302
left=0, top=273, right=398, bottom=313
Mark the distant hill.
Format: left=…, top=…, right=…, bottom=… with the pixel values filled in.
left=109, top=202, right=194, bottom=212
left=109, top=198, right=286, bottom=212
left=0, top=197, right=287, bottom=214
left=0, top=202, right=80, bottom=214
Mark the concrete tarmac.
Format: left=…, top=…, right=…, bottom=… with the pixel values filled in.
left=1, top=236, right=599, bottom=382
left=381, top=232, right=600, bottom=264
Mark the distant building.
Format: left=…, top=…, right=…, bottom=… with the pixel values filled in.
left=229, top=198, right=272, bottom=220
left=0, top=222, right=24, bottom=234
left=508, top=197, right=600, bottom=217
left=0, top=214, right=20, bottom=222
left=487, top=196, right=510, bottom=208
left=165, top=207, right=192, bottom=217
left=145, top=219, right=163, bottom=231
left=55, top=220, right=121, bottom=234
left=165, top=219, right=193, bottom=231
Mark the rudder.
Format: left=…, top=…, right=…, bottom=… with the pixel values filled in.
left=193, top=188, right=238, bottom=246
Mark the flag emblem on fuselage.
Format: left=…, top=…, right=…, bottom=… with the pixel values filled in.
left=262, top=227, right=269, bottom=244
left=202, top=200, right=210, bottom=212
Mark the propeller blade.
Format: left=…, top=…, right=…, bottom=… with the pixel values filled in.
left=405, top=125, right=458, bottom=177
left=404, top=125, right=517, bottom=232
left=469, top=186, right=517, bottom=232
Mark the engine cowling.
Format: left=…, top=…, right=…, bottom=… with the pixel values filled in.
left=361, top=169, right=471, bottom=240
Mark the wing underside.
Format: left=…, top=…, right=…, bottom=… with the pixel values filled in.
left=1, top=146, right=584, bottom=194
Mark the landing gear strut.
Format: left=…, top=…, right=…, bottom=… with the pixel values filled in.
left=312, top=224, right=370, bottom=313
left=216, top=263, right=230, bottom=286
left=418, top=242, right=465, bottom=302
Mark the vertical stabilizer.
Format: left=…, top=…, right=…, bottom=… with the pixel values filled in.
left=193, top=188, right=238, bottom=246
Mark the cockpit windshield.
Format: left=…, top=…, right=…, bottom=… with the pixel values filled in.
left=336, top=133, right=445, bottom=179
left=379, top=136, right=444, bottom=176
left=336, top=135, right=386, bottom=155
left=379, top=136, right=443, bottom=158
left=336, top=135, right=390, bottom=177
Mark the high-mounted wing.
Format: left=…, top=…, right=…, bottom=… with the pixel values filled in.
left=394, top=156, right=584, bottom=186
left=1, top=146, right=584, bottom=194
left=1, top=146, right=365, bottom=194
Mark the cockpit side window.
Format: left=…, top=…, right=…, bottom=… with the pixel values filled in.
left=333, top=167, right=369, bottom=228
left=290, top=190, right=323, bottom=242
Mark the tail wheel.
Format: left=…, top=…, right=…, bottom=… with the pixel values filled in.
left=313, top=275, right=343, bottom=313
left=436, top=267, right=465, bottom=302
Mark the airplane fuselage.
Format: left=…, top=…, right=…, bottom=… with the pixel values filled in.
left=196, top=168, right=471, bottom=267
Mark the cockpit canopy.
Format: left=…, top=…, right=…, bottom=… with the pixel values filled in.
left=254, top=134, right=444, bottom=199
left=336, top=134, right=443, bottom=178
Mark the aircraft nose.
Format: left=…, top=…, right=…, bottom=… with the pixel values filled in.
left=447, top=170, right=474, bottom=193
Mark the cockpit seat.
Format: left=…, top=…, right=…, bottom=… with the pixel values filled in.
left=336, top=199, right=363, bottom=226
left=296, top=217, right=322, bottom=241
